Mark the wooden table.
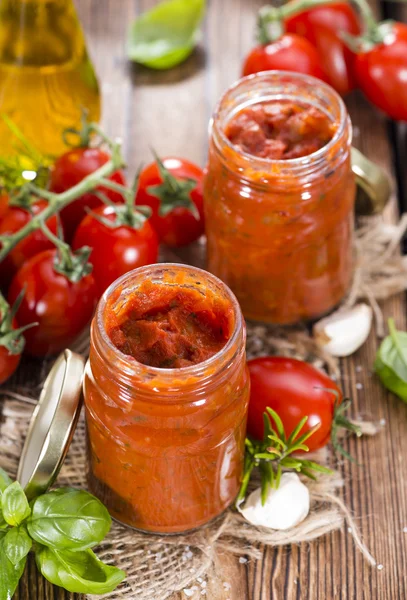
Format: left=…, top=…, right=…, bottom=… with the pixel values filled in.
left=9, top=0, right=407, bottom=598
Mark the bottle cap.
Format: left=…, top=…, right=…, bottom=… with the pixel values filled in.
left=352, top=147, right=391, bottom=215
left=17, top=349, right=85, bottom=500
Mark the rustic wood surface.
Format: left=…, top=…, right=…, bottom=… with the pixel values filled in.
left=6, top=0, right=407, bottom=598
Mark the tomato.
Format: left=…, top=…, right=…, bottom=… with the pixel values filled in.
left=354, top=23, right=407, bottom=122
left=49, top=147, right=126, bottom=242
left=72, top=205, right=159, bottom=296
left=285, top=2, right=361, bottom=95
left=0, top=200, right=58, bottom=290
left=242, top=33, right=328, bottom=82
left=136, top=157, right=204, bottom=247
left=247, top=356, right=342, bottom=451
left=0, top=316, right=21, bottom=385
left=0, top=192, right=9, bottom=219
left=8, top=249, right=97, bottom=357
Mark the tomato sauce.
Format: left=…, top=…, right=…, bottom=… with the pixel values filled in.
left=106, top=281, right=233, bottom=368
left=84, top=265, right=250, bottom=533
left=225, top=101, right=336, bottom=159
left=204, top=72, right=355, bottom=324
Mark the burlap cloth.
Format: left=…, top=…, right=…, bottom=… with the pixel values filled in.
left=1, top=215, right=406, bottom=599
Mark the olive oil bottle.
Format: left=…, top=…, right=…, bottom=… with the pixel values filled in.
left=0, top=0, right=100, bottom=159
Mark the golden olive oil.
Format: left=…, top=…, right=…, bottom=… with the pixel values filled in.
left=0, top=0, right=100, bottom=158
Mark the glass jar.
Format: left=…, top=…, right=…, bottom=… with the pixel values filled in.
left=0, top=0, right=100, bottom=158
left=83, top=264, right=250, bottom=534
left=203, top=71, right=355, bottom=325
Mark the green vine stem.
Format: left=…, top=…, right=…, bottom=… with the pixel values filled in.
left=258, top=0, right=384, bottom=45
left=257, top=0, right=343, bottom=43
left=0, top=140, right=124, bottom=264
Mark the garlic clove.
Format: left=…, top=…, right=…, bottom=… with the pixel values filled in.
left=313, top=303, right=373, bottom=357
left=239, top=473, right=310, bottom=530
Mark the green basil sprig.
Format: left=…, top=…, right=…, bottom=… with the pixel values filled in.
left=1, top=482, right=31, bottom=527
left=36, top=546, right=126, bottom=594
left=27, top=488, right=111, bottom=551
left=127, top=0, right=205, bottom=69
left=0, top=468, right=12, bottom=492
left=0, top=475, right=125, bottom=600
left=374, top=318, right=407, bottom=402
left=0, top=535, right=27, bottom=600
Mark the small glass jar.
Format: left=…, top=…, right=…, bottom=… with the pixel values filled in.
left=203, top=71, right=355, bottom=325
left=83, top=264, right=250, bottom=534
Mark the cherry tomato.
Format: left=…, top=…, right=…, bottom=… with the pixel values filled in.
left=136, top=157, right=204, bottom=247
left=242, top=33, right=328, bottom=82
left=49, top=147, right=126, bottom=242
left=354, top=23, right=407, bottom=122
left=0, top=192, right=9, bottom=219
left=72, top=205, right=159, bottom=296
left=247, top=356, right=342, bottom=451
left=285, top=3, right=361, bottom=95
left=0, top=200, right=58, bottom=290
left=0, top=316, right=21, bottom=385
left=8, top=249, right=97, bottom=357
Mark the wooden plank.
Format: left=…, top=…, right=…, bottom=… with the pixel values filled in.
left=7, top=0, right=407, bottom=599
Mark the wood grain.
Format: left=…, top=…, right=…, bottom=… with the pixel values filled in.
left=7, top=0, right=407, bottom=598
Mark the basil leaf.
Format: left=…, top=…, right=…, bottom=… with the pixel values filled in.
left=127, top=0, right=205, bottom=69
left=0, top=510, right=8, bottom=530
left=27, top=488, right=111, bottom=551
left=375, top=319, right=407, bottom=402
left=35, top=546, right=126, bottom=594
left=1, top=482, right=31, bottom=526
left=3, top=526, right=32, bottom=566
left=0, top=537, right=27, bottom=600
left=0, top=468, right=12, bottom=492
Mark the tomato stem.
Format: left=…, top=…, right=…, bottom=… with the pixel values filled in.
left=348, top=0, right=378, bottom=35
left=0, top=290, right=38, bottom=355
left=148, top=151, right=199, bottom=219
left=258, top=0, right=350, bottom=43
left=96, top=172, right=152, bottom=229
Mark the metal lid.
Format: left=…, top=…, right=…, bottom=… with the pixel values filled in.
left=352, top=147, right=391, bottom=216
left=17, top=349, right=85, bottom=501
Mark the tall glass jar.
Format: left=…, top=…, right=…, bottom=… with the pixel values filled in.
left=83, top=264, right=250, bottom=534
left=204, top=71, right=355, bottom=325
left=0, top=0, right=100, bottom=158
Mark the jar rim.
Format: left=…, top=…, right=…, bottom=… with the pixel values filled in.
left=93, top=263, right=245, bottom=385
left=210, top=70, right=349, bottom=174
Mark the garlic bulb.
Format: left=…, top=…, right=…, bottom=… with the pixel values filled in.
left=239, top=473, right=310, bottom=530
left=313, top=303, right=373, bottom=357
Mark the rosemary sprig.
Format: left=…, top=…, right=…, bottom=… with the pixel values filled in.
left=237, top=408, right=332, bottom=505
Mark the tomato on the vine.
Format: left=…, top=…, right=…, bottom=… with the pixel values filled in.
left=285, top=2, right=361, bottom=95
left=72, top=204, right=159, bottom=296
left=0, top=200, right=58, bottom=290
left=0, top=322, right=21, bottom=384
left=242, top=33, right=328, bottom=82
left=8, top=249, right=97, bottom=357
left=136, top=156, right=204, bottom=247
left=0, top=290, right=38, bottom=384
left=354, top=22, right=407, bottom=122
left=0, top=192, right=9, bottom=219
left=247, top=356, right=342, bottom=451
left=49, top=147, right=126, bottom=242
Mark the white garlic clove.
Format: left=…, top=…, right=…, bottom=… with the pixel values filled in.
left=313, top=303, right=373, bottom=357
left=239, top=473, right=310, bottom=530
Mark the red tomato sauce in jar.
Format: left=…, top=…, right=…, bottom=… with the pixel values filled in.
left=84, top=264, right=250, bottom=534
left=225, top=101, right=336, bottom=160
left=204, top=72, right=355, bottom=324
left=105, top=281, right=233, bottom=368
